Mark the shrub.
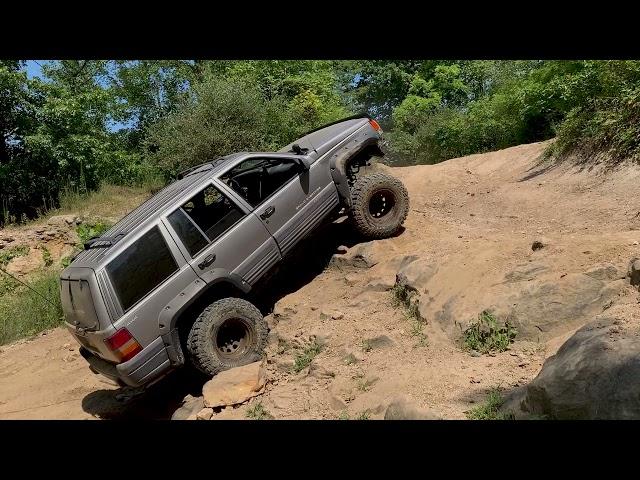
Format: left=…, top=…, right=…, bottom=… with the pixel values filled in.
left=462, top=311, right=517, bottom=354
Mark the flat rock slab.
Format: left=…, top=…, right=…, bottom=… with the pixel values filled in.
left=203, top=360, right=267, bottom=408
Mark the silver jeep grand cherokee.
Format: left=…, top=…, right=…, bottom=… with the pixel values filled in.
left=60, top=115, right=409, bottom=388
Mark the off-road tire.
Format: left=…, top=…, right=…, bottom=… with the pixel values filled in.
left=350, top=172, right=409, bottom=239
left=186, top=297, right=268, bottom=377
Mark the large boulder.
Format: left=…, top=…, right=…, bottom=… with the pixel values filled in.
left=516, top=317, right=640, bottom=419
left=202, top=360, right=267, bottom=408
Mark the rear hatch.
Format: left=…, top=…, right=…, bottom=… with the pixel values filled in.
left=60, top=267, right=106, bottom=331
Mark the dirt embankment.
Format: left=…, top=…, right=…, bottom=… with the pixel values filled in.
left=1, top=140, right=639, bottom=420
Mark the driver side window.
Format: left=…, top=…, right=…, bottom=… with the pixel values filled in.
left=221, top=157, right=303, bottom=208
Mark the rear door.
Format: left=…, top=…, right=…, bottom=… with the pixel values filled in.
left=219, top=155, right=339, bottom=256
left=163, top=181, right=280, bottom=287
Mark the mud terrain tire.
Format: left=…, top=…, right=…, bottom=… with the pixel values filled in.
left=187, top=297, right=268, bottom=377
left=350, top=172, right=409, bottom=239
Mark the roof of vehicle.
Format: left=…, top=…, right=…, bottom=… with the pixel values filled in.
left=68, top=115, right=372, bottom=270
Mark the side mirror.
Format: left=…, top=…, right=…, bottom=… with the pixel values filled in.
left=295, top=157, right=311, bottom=170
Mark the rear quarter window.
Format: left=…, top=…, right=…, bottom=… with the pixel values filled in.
left=106, top=226, right=178, bottom=312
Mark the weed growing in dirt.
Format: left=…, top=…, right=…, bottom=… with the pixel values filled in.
left=292, top=339, right=323, bottom=373
left=246, top=402, right=273, bottom=420
left=356, top=410, right=371, bottom=420
left=40, top=246, right=53, bottom=267
left=391, top=283, right=428, bottom=346
left=76, top=220, right=112, bottom=246
left=338, top=410, right=350, bottom=420
left=357, top=377, right=377, bottom=392
left=361, top=339, right=373, bottom=353
left=0, top=245, right=30, bottom=267
left=462, top=311, right=517, bottom=354
left=466, top=388, right=514, bottom=420
left=344, top=353, right=358, bottom=365
left=0, top=269, right=63, bottom=345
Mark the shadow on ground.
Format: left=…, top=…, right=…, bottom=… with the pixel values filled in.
left=82, top=368, right=207, bottom=420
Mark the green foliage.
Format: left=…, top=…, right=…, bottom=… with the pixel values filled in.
left=462, top=311, right=517, bottom=354
left=40, top=246, right=53, bottom=267
left=146, top=63, right=351, bottom=176
left=355, top=410, right=371, bottom=420
left=0, top=245, right=30, bottom=267
left=292, top=339, right=323, bottom=373
left=245, top=401, right=273, bottom=420
left=466, top=388, right=514, bottom=420
left=391, top=283, right=426, bottom=346
left=0, top=269, right=63, bottom=345
left=76, top=220, right=112, bottom=245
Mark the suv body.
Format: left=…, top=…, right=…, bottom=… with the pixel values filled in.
left=61, top=115, right=399, bottom=388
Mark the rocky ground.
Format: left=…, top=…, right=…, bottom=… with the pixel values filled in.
left=1, top=140, right=640, bottom=420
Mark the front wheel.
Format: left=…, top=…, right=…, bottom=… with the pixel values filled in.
left=350, top=172, right=410, bottom=239
left=186, top=297, right=268, bottom=377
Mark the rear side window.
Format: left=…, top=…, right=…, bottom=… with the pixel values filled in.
left=167, top=209, right=208, bottom=256
left=169, top=184, right=244, bottom=256
left=106, top=226, right=178, bottom=312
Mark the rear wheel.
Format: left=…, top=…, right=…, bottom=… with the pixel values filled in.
left=187, top=297, right=268, bottom=377
left=350, top=172, right=409, bottom=239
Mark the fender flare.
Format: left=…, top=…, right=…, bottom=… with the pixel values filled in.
left=329, top=131, right=384, bottom=208
left=157, top=269, right=251, bottom=365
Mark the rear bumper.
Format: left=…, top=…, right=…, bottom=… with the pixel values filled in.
left=80, top=336, right=172, bottom=388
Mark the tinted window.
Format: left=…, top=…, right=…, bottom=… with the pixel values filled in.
left=221, top=158, right=303, bottom=207
left=106, top=226, right=178, bottom=312
left=180, top=184, right=244, bottom=245
left=167, top=208, right=208, bottom=256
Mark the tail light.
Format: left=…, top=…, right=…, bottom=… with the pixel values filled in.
left=369, top=118, right=383, bottom=133
left=105, top=328, right=143, bottom=363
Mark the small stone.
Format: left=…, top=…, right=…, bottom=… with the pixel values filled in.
left=62, top=343, right=71, bottom=349
left=336, top=245, right=349, bottom=254
left=532, top=237, right=550, bottom=251
left=196, top=408, right=214, bottom=420
left=458, top=235, right=463, bottom=238
left=634, top=241, right=639, bottom=246
left=470, top=350, right=481, bottom=357
left=331, top=311, right=344, bottom=320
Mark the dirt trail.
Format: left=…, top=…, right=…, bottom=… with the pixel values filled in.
left=2, top=140, right=639, bottom=420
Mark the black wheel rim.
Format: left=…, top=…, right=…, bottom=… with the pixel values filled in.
left=368, top=188, right=397, bottom=220
left=215, top=317, right=254, bottom=360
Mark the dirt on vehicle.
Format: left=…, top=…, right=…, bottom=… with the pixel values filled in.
left=2, top=139, right=640, bottom=419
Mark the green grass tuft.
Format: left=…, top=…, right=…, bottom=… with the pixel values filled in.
left=245, top=402, right=273, bottom=420
left=462, top=310, right=516, bottom=354
left=466, top=388, right=514, bottom=420
left=292, top=339, right=323, bottom=373
left=0, top=245, right=30, bottom=267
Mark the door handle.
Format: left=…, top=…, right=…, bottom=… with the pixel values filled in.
left=260, top=206, right=276, bottom=220
left=198, top=253, right=216, bottom=270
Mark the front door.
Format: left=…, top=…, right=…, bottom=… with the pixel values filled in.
left=163, top=182, right=280, bottom=287
left=219, top=155, right=338, bottom=256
